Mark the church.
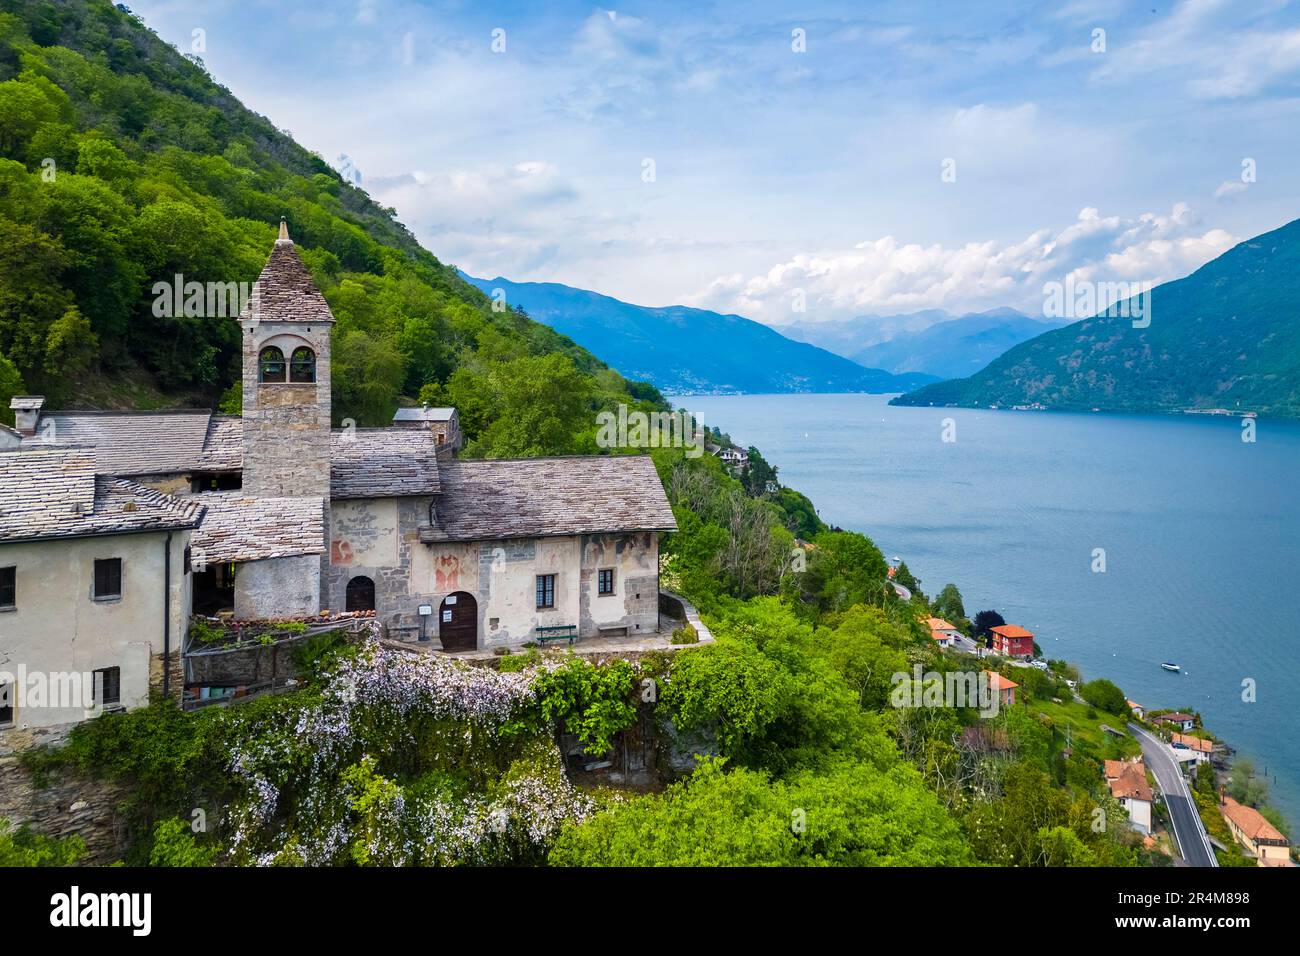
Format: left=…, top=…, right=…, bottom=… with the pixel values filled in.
left=0, top=225, right=675, bottom=730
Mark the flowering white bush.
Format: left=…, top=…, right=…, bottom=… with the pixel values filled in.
left=224, top=637, right=599, bottom=866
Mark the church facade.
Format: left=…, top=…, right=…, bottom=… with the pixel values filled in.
left=0, top=226, right=674, bottom=731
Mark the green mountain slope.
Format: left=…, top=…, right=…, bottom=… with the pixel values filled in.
left=893, top=219, right=1300, bottom=418
left=0, top=0, right=657, bottom=453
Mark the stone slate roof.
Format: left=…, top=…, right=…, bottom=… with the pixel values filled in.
left=330, top=428, right=442, bottom=498
left=393, top=406, right=456, bottom=422
left=424, top=455, right=676, bottom=542
left=0, top=447, right=205, bottom=543
left=196, top=415, right=242, bottom=471
left=42, top=410, right=215, bottom=475
left=191, top=493, right=325, bottom=564
left=239, top=238, right=336, bottom=326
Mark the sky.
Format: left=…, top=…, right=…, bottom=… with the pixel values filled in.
left=131, top=0, right=1300, bottom=327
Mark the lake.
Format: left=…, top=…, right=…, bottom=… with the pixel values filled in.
left=681, top=392, right=1300, bottom=823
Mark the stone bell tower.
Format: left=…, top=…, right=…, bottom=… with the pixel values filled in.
left=239, top=220, right=335, bottom=498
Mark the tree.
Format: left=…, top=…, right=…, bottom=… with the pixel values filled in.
left=892, top=561, right=921, bottom=599
left=742, top=446, right=777, bottom=496
left=933, top=583, right=966, bottom=623
left=0, top=351, right=25, bottom=427
left=971, top=610, right=1006, bottom=646
left=1079, top=678, right=1128, bottom=716
left=43, top=304, right=98, bottom=377
left=550, top=758, right=971, bottom=867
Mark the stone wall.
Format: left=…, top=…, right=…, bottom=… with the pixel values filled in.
left=0, top=725, right=131, bottom=865
left=235, top=553, right=322, bottom=619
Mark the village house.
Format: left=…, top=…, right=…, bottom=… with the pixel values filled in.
left=0, top=446, right=202, bottom=729
left=985, top=670, right=1017, bottom=708
left=1169, top=732, right=1213, bottom=766
left=990, top=623, right=1035, bottom=658
left=1104, top=759, right=1154, bottom=835
left=1154, top=712, right=1196, bottom=733
left=715, top=446, right=748, bottom=469
left=0, top=224, right=676, bottom=732
left=1220, top=795, right=1292, bottom=867
left=927, top=617, right=962, bottom=649
left=1126, top=699, right=1145, bottom=720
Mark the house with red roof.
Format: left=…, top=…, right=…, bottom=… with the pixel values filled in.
left=1170, top=732, right=1213, bottom=766
left=1104, top=759, right=1154, bottom=835
left=927, top=617, right=962, bottom=649
left=984, top=670, right=1018, bottom=708
left=990, top=623, right=1034, bottom=658
left=1221, top=796, right=1292, bottom=866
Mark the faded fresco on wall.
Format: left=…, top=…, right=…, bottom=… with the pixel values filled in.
left=329, top=500, right=398, bottom=567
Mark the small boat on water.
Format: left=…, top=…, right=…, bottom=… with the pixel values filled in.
left=1161, top=662, right=1181, bottom=673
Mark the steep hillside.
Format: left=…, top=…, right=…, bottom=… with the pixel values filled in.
left=894, top=219, right=1300, bottom=418
left=462, top=274, right=936, bottom=395
left=0, top=0, right=652, bottom=453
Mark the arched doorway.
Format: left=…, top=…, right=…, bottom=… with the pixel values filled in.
left=438, top=591, right=477, bottom=651
left=346, top=576, right=376, bottom=612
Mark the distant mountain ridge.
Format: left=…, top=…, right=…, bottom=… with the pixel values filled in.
left=778, top=308, right=1062, bottom=379
left=892, top=217, right=1300, bottom=418
left=461, top=274, right=937, bottom=395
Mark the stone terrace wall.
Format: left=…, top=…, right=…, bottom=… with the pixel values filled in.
left=0, top=724, right=131, bottom=865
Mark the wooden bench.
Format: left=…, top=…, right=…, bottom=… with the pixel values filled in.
left=535, top=624, right=578, bottom=645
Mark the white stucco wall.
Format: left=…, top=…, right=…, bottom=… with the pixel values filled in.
left=0, top=530, right=191, bottom=730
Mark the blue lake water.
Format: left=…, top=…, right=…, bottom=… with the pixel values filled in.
left=681, top=392, right=1300, bottom=824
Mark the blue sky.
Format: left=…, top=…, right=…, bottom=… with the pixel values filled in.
left=133, top=0, right=1300, bottom=325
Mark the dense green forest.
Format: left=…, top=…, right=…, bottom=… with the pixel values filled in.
left=0, top=0, right=665, bottom=454
left=0, top=1, right=1200, bottom=868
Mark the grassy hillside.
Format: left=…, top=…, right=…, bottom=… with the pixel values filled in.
left=894, top=219, right=1300, bottom=418
left=0, top=0, right=660, bottom=451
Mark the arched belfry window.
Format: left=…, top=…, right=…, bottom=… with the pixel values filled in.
left=346, top=576, right=376, bottom=612
left=259, top=346, right=286, bottom=382
left=290, top=346, right=316, bottom=383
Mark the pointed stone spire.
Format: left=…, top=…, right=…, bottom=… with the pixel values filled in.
left=277, top=217, right=291, bottom=244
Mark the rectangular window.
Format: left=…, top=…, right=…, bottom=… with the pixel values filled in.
left=93, top=558, right=122, bottom=600
left=535, top=574, right=555, bottom=610
left=93, top=666, right=121, bottom=707
left=0, top=566, right=14, bottom=609
left=0, top=681, right=13, bottom=727
left=597, top=568, right=615, bottom=596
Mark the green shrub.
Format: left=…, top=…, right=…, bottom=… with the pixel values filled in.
left=0, top=819, right=85, bottom=866
left=670, top=623, right=699, bottom=645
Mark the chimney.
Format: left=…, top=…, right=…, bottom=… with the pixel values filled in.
left=10, top=395, right=45, bottom=437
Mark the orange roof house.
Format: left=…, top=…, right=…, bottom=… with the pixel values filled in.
left=990, top=623, right=1034, bottom=658
left=984, top=670, right=1018, bottom=706
left=928, top=617, right=961, bottom=649
left=1171, top=732, right=1212, bottom=753
left=1221, top=796, right=1292, bottom=866
left=1104, top=760, right=1154, bottom=834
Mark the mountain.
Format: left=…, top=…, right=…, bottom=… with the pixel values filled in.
left=777, top=308, right=1061, bottom=379
left=460, top=275, right=938, bottom=395
left=779, top=310, right=952, bottom=358
left=893, top=219, right=1300, bottom=418
left=0, top=0, right=651, bottom=456
left=849, top=310, right=1064, bottom=379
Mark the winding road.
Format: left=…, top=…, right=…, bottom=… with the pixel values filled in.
left=1130, top=723, right=1217, bottom=867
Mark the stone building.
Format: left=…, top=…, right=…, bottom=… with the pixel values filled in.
left=0, top=224, right=676, bottom=732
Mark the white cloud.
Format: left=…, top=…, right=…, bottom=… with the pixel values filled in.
left=686, top=205, right=1239, bottom=323
left=1215, top=180, right=1249, bottom=199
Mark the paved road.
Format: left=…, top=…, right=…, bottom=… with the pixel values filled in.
left=1131, top=723, right=1217, bottom=867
